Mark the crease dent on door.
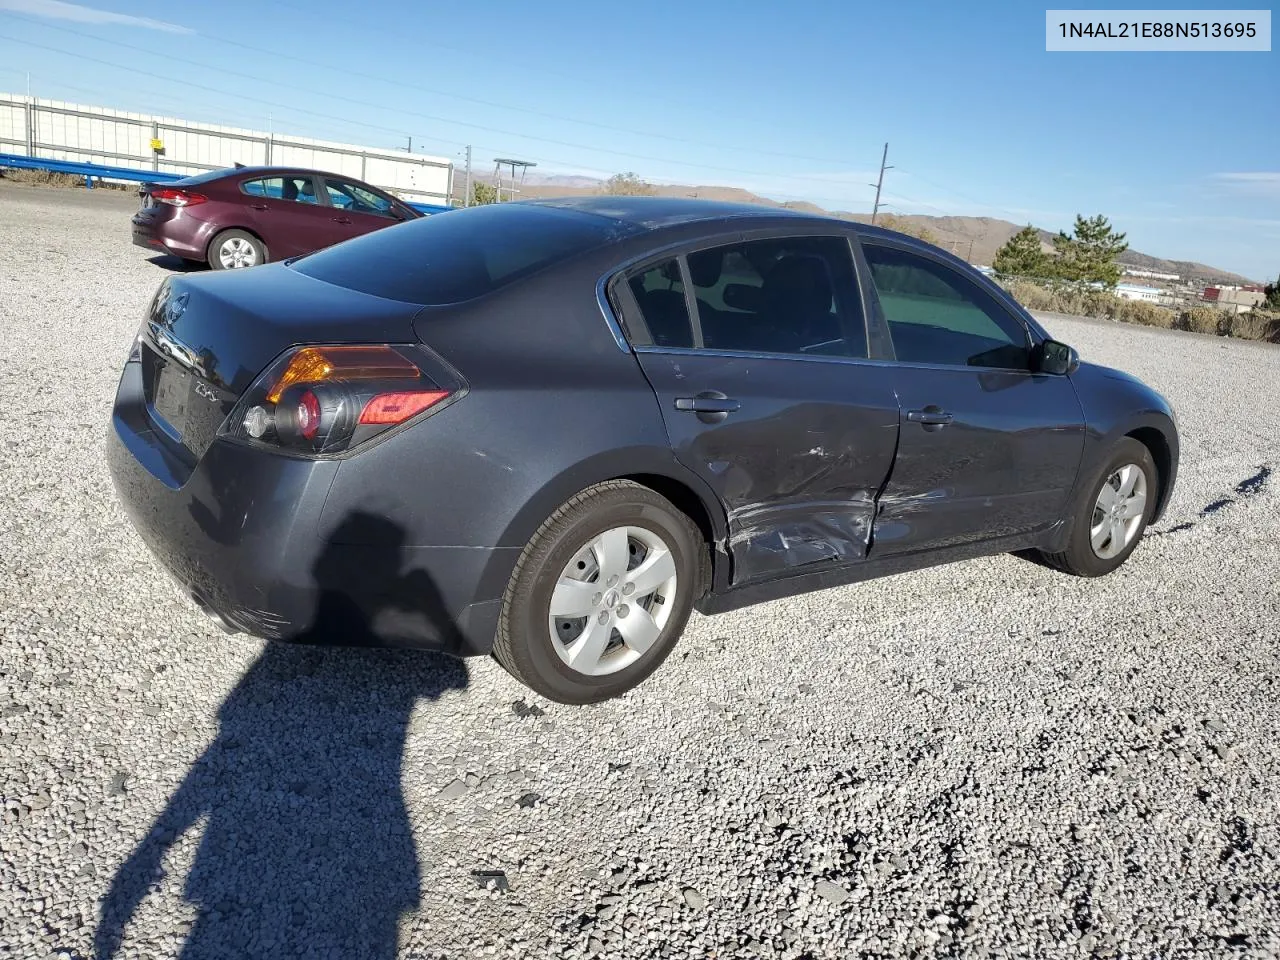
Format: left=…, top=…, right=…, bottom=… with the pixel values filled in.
left=722, top=435, right=882, bottom=581
left=728, top=495, right=878, bottom=582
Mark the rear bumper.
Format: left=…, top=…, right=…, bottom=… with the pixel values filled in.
left=131, top=212, right=209, bottom=261
left=107, top=360, right=507, bottom=655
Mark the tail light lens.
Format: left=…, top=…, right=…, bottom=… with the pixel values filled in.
left=150, top=188, right=208, bottom=207
left=219, top=344, right=457, bottom=455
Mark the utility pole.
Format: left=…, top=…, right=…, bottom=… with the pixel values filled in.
left=405, top=136, right=412, bottom=153
left=463, top=145, right=472, bottom=207
left=966, top=239, right=974, bottom=262
left=868, top=142, right=892, bottom=226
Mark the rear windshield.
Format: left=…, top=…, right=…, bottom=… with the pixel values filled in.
left=289, top=203, right=640, bottom=305
left=172, top=168, right=237, bottom=186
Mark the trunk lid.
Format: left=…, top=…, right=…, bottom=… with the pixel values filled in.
left=138, top=264, right=424, bottom=461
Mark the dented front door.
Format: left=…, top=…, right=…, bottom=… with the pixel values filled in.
left=634, top=351, right=900, bottom=585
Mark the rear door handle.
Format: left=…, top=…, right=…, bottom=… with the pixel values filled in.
left=675, top=391, right=740, bottom=424
left=907, top=406, right=954, bottom=428
left=251, top=203, right=268, bottom=211
left=332, top=216, right=352, bottom=224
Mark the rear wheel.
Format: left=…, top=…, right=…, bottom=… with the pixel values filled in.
left=209, top=229, right=265, bottom=270
left=1038, top=437, right=1157, bottom=577
left=493, top=481, right=706, bottom=704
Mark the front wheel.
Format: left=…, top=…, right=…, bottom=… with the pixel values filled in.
left=493, top=481, right=707, bottom=704
left=1038, top=437, right=1157, bottom=577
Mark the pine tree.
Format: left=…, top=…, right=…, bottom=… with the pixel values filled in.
left=1264, top=274, right=1280, bottom=310
left=992, top=225, right=1048, bottom=280
left=1052, top=214, right=1128, bottom=287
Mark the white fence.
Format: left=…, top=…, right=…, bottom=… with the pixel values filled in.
left=0, top=95, right=453, bottom=204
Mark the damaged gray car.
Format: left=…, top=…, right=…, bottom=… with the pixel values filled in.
left=109, top=196, right=1178, bottom=704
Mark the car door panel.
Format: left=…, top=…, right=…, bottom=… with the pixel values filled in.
left=853, top=238, right=1087, bottom=556
left=635, top=350, right=901, bottom=584
left=873, top=367, right=1085, bottom=554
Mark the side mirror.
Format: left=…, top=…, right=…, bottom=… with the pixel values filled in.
left=1033, top=339, right=1078, bottom=376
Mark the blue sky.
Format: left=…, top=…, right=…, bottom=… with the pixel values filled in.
left=0, top=0, right=1276, bottom=279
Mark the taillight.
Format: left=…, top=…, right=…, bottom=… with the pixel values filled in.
left=150, top=188, right=208, bottom=207
left=219, top=345, right=456, bottom=455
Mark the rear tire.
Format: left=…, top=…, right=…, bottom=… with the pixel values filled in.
left=493, top=481, right=707, bottom=704
left=1038, top=437, right=1157, bottom=577
left=208, top=229, right=265, bottom=270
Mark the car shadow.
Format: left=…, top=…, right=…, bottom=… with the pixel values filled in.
left=146, top=254, right=203, bottom=272
left=94, top=513, right=471, bottom=960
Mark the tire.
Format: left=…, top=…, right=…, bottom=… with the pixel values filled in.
left=1038, top=437, right=1157, bottom=577
left=208, top=229, right=265, bottom=270
left=493, top=480, right=708, bottom=704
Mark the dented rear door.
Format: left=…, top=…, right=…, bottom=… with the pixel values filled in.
left=634, top=350, right=901, bottom=585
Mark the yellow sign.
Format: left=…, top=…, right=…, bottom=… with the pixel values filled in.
left=150, top=138, right=163, bottom=151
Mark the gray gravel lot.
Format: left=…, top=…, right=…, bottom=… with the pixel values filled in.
left=2, top=181, right=1278, bottom=959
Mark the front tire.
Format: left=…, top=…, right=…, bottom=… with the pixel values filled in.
left=493, top=481, right=707, bottom=704
left=1038, top=437, right=1157, bottom=577
left=208, top=229, right=265, bottom=270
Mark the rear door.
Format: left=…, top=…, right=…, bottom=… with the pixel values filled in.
left=238, top=174, right=346, bottom=259
left=320, top=176, right=405, bottom=244
left=856, top=238, right=1085, bottom=555
left=614, top=231, right=902, bottom=585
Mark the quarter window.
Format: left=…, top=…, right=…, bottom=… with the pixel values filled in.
left=624, top=259, right=694, bottom=349
left=862, top=243, right=1030, bottom=368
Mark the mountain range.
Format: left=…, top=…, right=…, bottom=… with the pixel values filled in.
left=456, top=173, right=1253, bottom=285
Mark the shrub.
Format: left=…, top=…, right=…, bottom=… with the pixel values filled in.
left=1, top=168, right=83, bottom=188
left=1004, top=280, right=1057, bottom=311
left=1114, top=299, right=1175, bottom=328
left=1222, top=310, right=1280, bottom=342
left=1176, top=306, right=1226, bottom=335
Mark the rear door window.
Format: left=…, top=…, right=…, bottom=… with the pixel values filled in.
left=241, top=175, right=321, bottom=205
left=685, top=236, right=867, bottom=358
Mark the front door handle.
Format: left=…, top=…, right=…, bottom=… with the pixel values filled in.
left=675, top=391, right=740, bottom=424
left=907, top=406, right=954, bottom=430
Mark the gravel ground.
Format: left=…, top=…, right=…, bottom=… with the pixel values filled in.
left=2, top=181, right=1278, bottom=960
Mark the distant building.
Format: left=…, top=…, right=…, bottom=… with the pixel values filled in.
left=1115, top=284, right=1163, bottom=303
left=1202, top=286, right=1266, bottom=314
left=1123, top=267, right=1181, bottom=282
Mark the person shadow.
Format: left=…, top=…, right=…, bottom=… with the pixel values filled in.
left=95, top=512, right=471, bottom=959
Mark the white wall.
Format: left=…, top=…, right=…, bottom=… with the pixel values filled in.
left=0, top=95, right=453, bottom=203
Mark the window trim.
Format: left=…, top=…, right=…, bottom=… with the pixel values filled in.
left=853, top=235, right=1044, bottom=372
left=600, top=230, right=875, bottom=362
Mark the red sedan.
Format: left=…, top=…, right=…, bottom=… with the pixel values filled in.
left=131, top=166, right=425, bottom=270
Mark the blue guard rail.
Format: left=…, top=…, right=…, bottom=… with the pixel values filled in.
left=0, top=152, right=454, bottom=215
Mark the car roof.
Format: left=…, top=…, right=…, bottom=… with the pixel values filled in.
left=521, top=195, right=840, bottom=231
left=182, top=165, right=362, bottom=183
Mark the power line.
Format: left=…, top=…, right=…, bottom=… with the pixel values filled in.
left=0, top=18, right=887, bottom=189
left=193, top=28, right=862, bottom=168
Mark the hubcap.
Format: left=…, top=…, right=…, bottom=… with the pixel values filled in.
left=218, top=237, right=258, bottom=269
left=548, top=525, right=678, bottom=677
left=1090, top=463, right=1148, bottom=560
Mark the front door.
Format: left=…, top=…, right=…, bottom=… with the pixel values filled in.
left=615, top=234, right=902, bottom=585
left=857, top=240, right=1086, bottom=556
left=320, top=177, right=404, bottom=244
